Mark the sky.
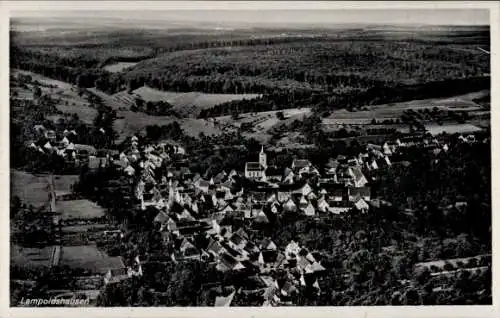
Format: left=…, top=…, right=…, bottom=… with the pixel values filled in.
left=8, top=2, right=490, bottom=27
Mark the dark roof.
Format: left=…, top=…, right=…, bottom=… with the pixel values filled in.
left=292, top=159, right=311, bottom=169
left=234, top=228, right=249, bottom=240
left=230, top=233, right=246, bottom=246
left=262, top=250, right=278, bottom=263
left=109, top=268, right=128, bottom=277
left=220, top=252, right=239, bottom=268
left=278, top=181, right=307, bottom=192
left=241, top=276, right=267, bottom=290
left=265, top=166, right=283, bottom=176
left=198, top=180, right=211, bottom=187
left=348, top=187, right=371, bottom=197
left=250, top=191, right=267, bottom=202
left=246, top=162, right=264, bottom=171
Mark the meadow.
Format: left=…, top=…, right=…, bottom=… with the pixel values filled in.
left=57, top=200, right=106, bottom=220
left=10, top=170, right=79, bottom=207
left=59, top=245, right=125, bottom=274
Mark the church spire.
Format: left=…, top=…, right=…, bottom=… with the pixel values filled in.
left=259, top=145, right=267, bottom=169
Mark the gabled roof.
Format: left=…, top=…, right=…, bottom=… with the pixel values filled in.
left=214, top=291, right=236, bottom=307
left=207, top=238, right=224, bottom=255
left=349, top=166, right=365, bottom=181
left=230, top=233, right=246, bottom=246
left=234, top=228, right=249, bottom=240
left=311, top=262, right=326, bottom=272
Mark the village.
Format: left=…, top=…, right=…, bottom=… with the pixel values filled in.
left=11, top=121, right=490, bottom=307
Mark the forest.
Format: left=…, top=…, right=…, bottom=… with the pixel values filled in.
left=11, top=32, right=490, bottom=120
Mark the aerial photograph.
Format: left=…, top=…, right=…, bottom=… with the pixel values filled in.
left=9, top=4, right=491, bottom=307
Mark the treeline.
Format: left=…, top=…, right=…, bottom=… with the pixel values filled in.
left=198, top=91, right=328, bottom=118
left=131, top=97, right=174, bottom=116
left=198, top=76, right=490, bottom=118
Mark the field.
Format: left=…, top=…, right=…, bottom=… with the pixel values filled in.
left=425, top=123, right=483, bottom=136
left=131, top=86, right=261, bottom=117
left=59, top=245, right=125, bottom=274
left=10, top=170, right=79, bottom=207
left=57, top=200, right=106, bottom=220
left=11, top=245, right=57, bottom=270
left=102, top=62, right=138, bottom=73
left=321, top=90, right=489, bottom=132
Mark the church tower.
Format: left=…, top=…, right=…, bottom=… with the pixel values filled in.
left=259, top=146, right=267, bottom=169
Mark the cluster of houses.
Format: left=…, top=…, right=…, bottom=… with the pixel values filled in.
left=99, top=130, right=485, bottom=305
left=28, top=125, right=98, bottom=162
left=97, top=134, right=410, bottom=305
left=25, top=123, right=484, bottom=306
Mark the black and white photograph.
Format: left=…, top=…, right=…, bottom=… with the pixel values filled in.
left=3, top=0, right=497, bottom=312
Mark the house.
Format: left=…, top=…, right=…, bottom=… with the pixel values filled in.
left=213, top=171, right=228, bottom=184
left=103, top=268, right=130, bottom=285
left=124, top=165, right=136, bottom=176
left=245, top=163, right=266, bottom=180
left=317, top=198, right=330, bottom=213
left=325, top=159, right=339, bottom=175
left=245, top=147, right=267, bottom=179
left=283, top=198, right=297, bottom=213
left=348, top=187, right=371, bottom=202
left=277, top=191, right=291, bottom=203
left=329, top=187, right=346, bottom=202
left=196, top=179, right=211, bottom=193
left=259, top=238, right=277, bottom=251
left=207, top=237, right=225, bottom=257
left=171, top=238, right=202, bottom=263
left=303, top=202, right=316, bottom=217
left=214, top=290, right=236, bottom=307
left=353, top=196, right=369, bottom=213
left=291, top=159, right=311, bottom=172
left=254, top=211, right=270, bottom=224
left=265, top=166, right=283, bottom=182
left=285, top=241, right=301, bottom=259
left=216, top=253, right=246, bottom=272
left=350, top=166, right=368, bottom=187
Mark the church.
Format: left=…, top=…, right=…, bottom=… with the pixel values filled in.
left=245, top=146, right=267, bottom=180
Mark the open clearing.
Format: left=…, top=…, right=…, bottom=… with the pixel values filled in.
left=425, top=123, right=483, bottom=136
left=324, top=90, right=488, bottom=123
left=103, top=62, right=138, bottom=73
left=12, top=69, right=74, bottom=90
left=57, top=199, right=106, bottom=220
left=10, top=170, right=79, bottom=207
left=59, top=245, right=125, bottom=274
left=107, top=86, right=260, bottom=117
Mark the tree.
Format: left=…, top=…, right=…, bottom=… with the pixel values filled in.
left=33, top=85, right=42, bottom=99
